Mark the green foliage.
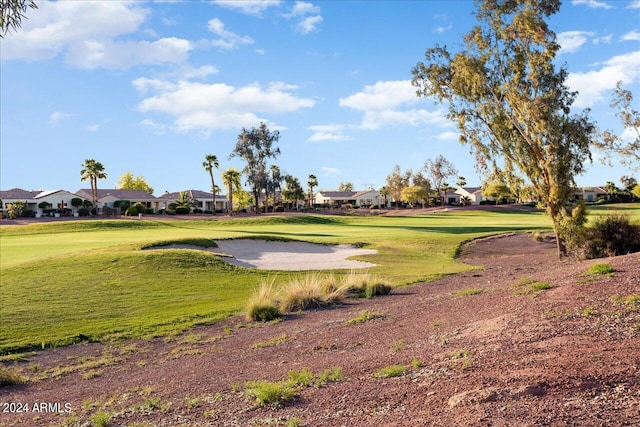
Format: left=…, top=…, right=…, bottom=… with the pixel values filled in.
left=345, top=310, right=386, bottom=325
left=90, top=411, right=111, bottom=427
left=174, top=206, right=190, bottom=215
left=587, top=263, right=615, bottom=275
left=583, top=213, right=640, bottom=259
left=116, top=172, right=154, bottom=194
left=373, top=364, right=407, bottom=378
left=6, top=201, right=26, bottom=219
left=412, top=0, right=597, bottom=256
left=453, top=287, right=483, bottom=297
left=556, top=202, right=589, bottom=258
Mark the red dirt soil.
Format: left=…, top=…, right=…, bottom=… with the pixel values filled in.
left=1, top=233, right=639, bottom=426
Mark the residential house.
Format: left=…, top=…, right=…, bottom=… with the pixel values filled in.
left=76, top=189, right=160, bottom=212
left=160, top=190, right=228, bottom=213
left=0, top=188, right=87, bottom=217
left=574, top=186, right=608, bottom=202
left=454, top=187, right=484, bottom=205
left=0, top=188, right=40, bottom=217
left=314, top=190, right=380, bottom=207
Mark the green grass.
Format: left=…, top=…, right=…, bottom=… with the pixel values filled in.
left=372, top=364, right=408, bottom=378
left=587, top=263, right=615, bottom=275
left=0, top=209, right=590, bottom=354
left=453, top=287, right=484, bottom=297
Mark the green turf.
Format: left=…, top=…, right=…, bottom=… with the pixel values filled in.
left=1, top=205, right=637, bottom=354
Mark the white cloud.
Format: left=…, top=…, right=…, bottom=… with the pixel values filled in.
left=571, top=0, right=614, bottom=9
left=49, top=111, right=75, bottom=126
left=208, top=18, right=254, bottom=50
left=137, top=80, right=315, bottom=132
left=339, top=80, right=418, bottom=111
left=308, top=124, right=350, bottom=142
left=557, top=31, right=593, bottom=53
left=1, top=1, right=147, bottom=62
left=65, top=37, right=192, bottom=69
left=212, top=0, right=282, bottom=16
left=321, top=166, right=341, bottom=176
left=593, top=34, right=612, bottom=44
left=295, top=15, right=323, bottom=34
left=621, top=30, right=640, bottom=42
left=360, top=109, right=447, bottom=131
left=433, top=25, right=452, bottom=34
left=567, top=50, right=640, bottom=107
left=283, top=2, right=322, bottom=34
left=85, top=124, right=99, bottom=132
left=630, top=0, right=640, bottom=8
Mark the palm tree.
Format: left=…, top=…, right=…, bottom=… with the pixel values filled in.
left=222, top=168, right=242, bottom=215
left=202, top=154, right=219, bottom=215
left=307, top=174, right=318, bottom=208
left=80, top=159, right=107, bottom=211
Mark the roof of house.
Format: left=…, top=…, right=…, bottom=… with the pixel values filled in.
left=34, top=189, right=79, bottom=199
left=76, top=189, right=158, bottom=201
left=576, top=186, right=607, bottom=194
left=317, top=190, right=378, bottom=199
left=0, top=188, right=41, bottom=200
left=160, top=190, right=227, bottom=200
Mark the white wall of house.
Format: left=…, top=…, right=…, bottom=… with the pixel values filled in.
left=34, top=190, right=86, bottom=216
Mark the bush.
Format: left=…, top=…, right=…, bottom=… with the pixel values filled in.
left=246, top=282, right=283, bottom=322
left=274, top=206, right=284, bottom=213
left=114, top=200, right=131, bottom=210
left=78, top=207, right=90, bottom=217
left=145, top=208, right=154, bottom=214
left=583, top=213, right=640, bottom=259
left=175, top=206, right=190, bottom=215
left=0, top=366, right=24, bottom=387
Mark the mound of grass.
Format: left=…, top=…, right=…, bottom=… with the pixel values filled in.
left=372, top=364, right=408, bottom=378
left=587, top=263, right=615, bottom=275
left=345, top=310, right=387, bottom=325
left=140, top=238, right=218, bottom=249
left=453, top=287, right=484, bottom=297
left=278, top=273, right=345, bottom=312
left=342, top=271, right=392, bottom=298
left=246, top=282, right=283, bottom=322
left=0, top=366, right=25, bottom=387
left=243, top=367, right=342, bottom=408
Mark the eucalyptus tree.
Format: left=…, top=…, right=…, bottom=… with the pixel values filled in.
left=337, top=182, right=354, bottom=192
left=385, top=165, right=411, bottom=208
left=202, top=154, right=219, bottom=215
left=600, top=81, right=640, bottom=168
left=222, top=168, right=242, bottom=215
left=80, top=159, right=107, bottom=209
left=1, top=0, right=37, bottom=37
left=423, top=155, right=457, bottom=206
left=412, top=0, right=598, bottom=256
left=230, top=123, right=280, bottom=214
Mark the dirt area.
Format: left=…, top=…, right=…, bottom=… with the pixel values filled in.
left=1, top=234, right=639, bottom=426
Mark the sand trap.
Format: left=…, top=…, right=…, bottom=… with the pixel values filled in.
left=148, top=239, right=377, bottom=270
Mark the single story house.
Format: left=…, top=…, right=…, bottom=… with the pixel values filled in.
left=574, top=186, right=608, bottom=202
left=0, top=188, right=87, bottom=217
left=160, top=190, right=228, bottom=212
left=454, top=187, right=484, bottom=205
left=314, top=190, right=380, bottom=207
left=76, top=189, right=161, bottom=213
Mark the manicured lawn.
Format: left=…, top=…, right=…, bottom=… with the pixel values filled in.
left=1, top=206, right=636, bottom=354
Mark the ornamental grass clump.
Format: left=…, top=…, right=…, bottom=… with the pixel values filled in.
left=245, top=281, right=282, bottom=322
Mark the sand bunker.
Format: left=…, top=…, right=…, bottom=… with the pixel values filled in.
left=149, top=239, right=377, bottom=270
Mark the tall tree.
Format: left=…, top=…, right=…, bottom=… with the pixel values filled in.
left=230, top=123, right=280, bottom=214
left=265, top=165, right=283, bottom=207
left=202, top=154, right=219, bottom=215
left=385, top=165, right=411, bottom=208
left=1, top=0, right=37, bottom=37
left=80, top=159, right=107, bottom=210
left=423, top=155, right=457, bottom=206
left=412, top=171, right=432, bottom=206
left=599, top=81, right=640, bottom=168
left=456, top=176, right=467, bottom=188
left=281, top=175, right=305, bottom=210
left=307, top=174, right=318, bottom=207
left=337, top=182, right=354, bottom=192
left=222, top=168, right=242, bottom=215
left=116, top=172, right=154, bottom=194
left=412, top=0, right=597, bottom=256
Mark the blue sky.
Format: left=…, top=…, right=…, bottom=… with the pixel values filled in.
left=1, top=0, right=639, bottom=195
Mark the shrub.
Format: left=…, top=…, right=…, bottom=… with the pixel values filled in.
left=279, top=273, right=343, bottom=312
left=114, top=200, right=131, bottom=210
left=583, top=213, right=640, bottom=259
left=145, top=208, right=155, bottom=214
left=587, top=263, right=615, bottom=275
left=192, top=208, right=203, bottom=214
left=244, top=380, right=295, bottom=407
left=275, top=206, right=285, bottom=212
left=78, top=207, right=90, bottom=217
left=175, top=206, right=191, bottom=215
left=373, top=364, right=407, bottom=378
left=90, top=411, right=111, bottom=427
left=246, top=282, right=282, bottom=322
left=0, top=366, right=24, bottom=387
left=342, top=271, right=391, bottom=298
